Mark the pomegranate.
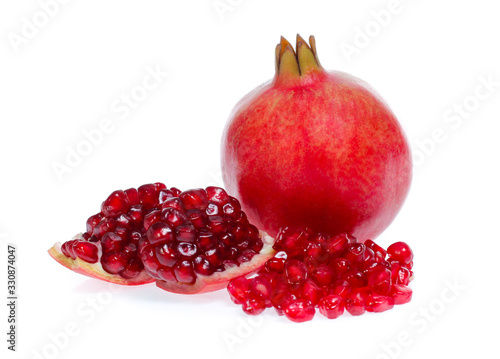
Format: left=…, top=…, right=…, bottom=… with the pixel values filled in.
left=49, top=184, right=275, bottom=292
left=227, top=227, right=414, bottom=322
left=221, top=35, right=412, bottom=240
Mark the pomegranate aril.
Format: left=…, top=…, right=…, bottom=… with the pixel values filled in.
left=283, top=299, right=315, bottom=323
left=222, top=197, right=241, bottom=218
left=265, top=257, right=286, bottom=273
left=186, top=209, right=206, bottom=229
left=196, top=230, right=217, bottom=251
left=284, top=259, right=308, bottom=285
left=311, top=265, right=335, bottom=287
left=143, top=210, right=161, bottom=231
left=86, top=213, right=103, bottom=234
left=179, top=189, right=208, bottom=210
left=193, top=255, right=214, bottom=276
left=391, top=264, right=411, bottom=285
left=345, top=298, right=366, bottom=316
left=138, top=184, right=158, bottom=209
left=146, top=222, right=174, bottom=245
left=331, top=279, right=352, bottom=299
left=242, top=298, right=266, bottom=315
left=155, top=243, right=178, bottom=267
left=124, top=188, right=139, bottom=205
left=177, top=242, right=198, bottom=258
left=301, top=280, right=323, bottom=305
left=206, top=216, right=228, bottom=235
left=343, top=270, right=367, bottom=288
left=120, top=258, right=143, bottom=279
left=344, top=243, right=366, bottom=263
left=366, top=294, right=394, bottom=313
left=318, top=295, right=345, bottom=319
left=93, top=218, right=117, bottom=239
left=101, top=190, right=130, bottom=217
left=273, top=227, right=311, bottom=256
left=228, top=276, right=250, bottom=304
left=173, top=260, right=195, bottom=284
left=101, top=232, right=123, bottom=253
left=364, top=239, right=387, bottom=258
left=101, top=252, right=128, bottom=274
left=175, top=223, right=198, bottom=242
left=387, top=242, right=414, bottom=265
left=323, top=233, right=349, bottom=255
left=249, top=276, right=273, bottom=302
left=390, top=284, right=413, bottom=304
left=206, top=186, right=230, bottom=205
left=162, top=208, right=188, bottom=227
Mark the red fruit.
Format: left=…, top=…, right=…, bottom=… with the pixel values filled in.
left=221, top=34, right=412, bottom=240
left=318, top=295, right=345, bottom=319
left=283, top=299, right=315, bottom=323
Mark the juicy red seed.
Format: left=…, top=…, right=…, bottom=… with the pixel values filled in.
left=324, top=233, right=349, bottom=255
left=391, top=264, right=411, bottom=285
left=242, top=298, right=266, bottom=315
left=143, top=210, right=161, bottom=231
left=162, top=208, right=188, bottom=227
left=366, top=265, right=392, bottom=295
left=273, top=227, right=311, bottom=256
left=179, top=189, right=208, bottom=210
left=318, top=295, right=345, bottom=319
left=101, top=232, right=124, bottom=253
left=86, top=213, right=103, bottom=234
left=124, top=188, right=139, bottom=205
left=206, top=186, right=230, bottom=205
left=206, top=203, right=219, bottom=216
left=196, top=230, right=217, bottom=251
left=249, top=276, right=273, bottom=301
left=331, top=257, right=351, bottom=276
left=304, top=242, right=328, bottom=263
left=161, top=197, right=184, bottom=211
left=155, top=243, right=178, bottom=267
left=101, top=190, right=130, bottom=217
left=155, top=182, right=166, bottom=191
left=311, top=265, right=335, bottom=287
left=284, top=259, right=308, bottom=285
left=364, top=239, right=387, bottom=258
left=331, top=279, right=352, bottom=299
left=120, top=258, right=143, bottom=279
left=138, top=184, right=158, bottom=209
left=228, top=277, right=250, bottom=304
left=390, top=284, right=413, bottom=304
left=344, top=243, right=366, bottom=263
left=283, top=299, right=315, bottom=323
left=146, top=222, right=174, bottom=245
left=175, top=223, right=198, bottom=243
left=92, top=218, right=117, bottom=239
left=206, top=216, right=228, bottom=235
left=345, top=298, right=366, bottom=316
left=343, top=270, right=367, bottom=288
left=140, top=246, right=159, bottom=272
left=63, top=240, right=77, bottom=259
left=265, top=257, right=286, bottom=273
left=193, top=256, right=214, bottom=276
left=116, top=214, right=133, bottom=230
left=301, top=280, right=323, bottom=305
left=387, top=242, right=414, bottom=265
left=366, top=294, right=394, bottom=313
left=186, top=209, right=206, bottom=229
left=173, top=260, right=195, bottom=284
left=222, top=200, right=240, bottom=217
left=101, top=252, right=129, bottom=274
left=205, top=247, right=223, bottom=268
left=177, top=242, right=198, bottom=258
left=128, top=205, right=145, bottom=226
left=158, top=267, right=177, bottom=282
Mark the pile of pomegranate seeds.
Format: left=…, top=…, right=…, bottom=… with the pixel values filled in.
left=227, top=227, right=414, bottom=322
left=61, top=183, right=181, bottom=280
left=138, top=187, right=264, bottom=284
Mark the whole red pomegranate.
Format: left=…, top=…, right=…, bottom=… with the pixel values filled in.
left=221, top=35, right=412, bottom=240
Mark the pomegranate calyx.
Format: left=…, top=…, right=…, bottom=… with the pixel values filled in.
left=275, top=34, right=323, bottom=82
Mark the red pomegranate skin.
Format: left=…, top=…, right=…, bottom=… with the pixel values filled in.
left=221, top=37, right=412, bottom=240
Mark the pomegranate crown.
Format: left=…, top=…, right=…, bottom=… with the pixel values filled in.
left=275, top=34, right=324, bottom=81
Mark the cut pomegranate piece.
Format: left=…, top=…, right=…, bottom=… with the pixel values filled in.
left=50, top=184, right=275, bottom=291
left=228, top=226, right=414, bottom=322
left=49, top=182, right=179, bottom=285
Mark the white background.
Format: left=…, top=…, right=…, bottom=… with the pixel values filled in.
left=1, top=0, right=499, bottom=358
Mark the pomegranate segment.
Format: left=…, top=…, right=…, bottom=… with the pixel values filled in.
left=49, top=183, right=181, bottom=285
left=140, top=187, right=275, bottom=294
left=228, top=227, right=414, bottom=322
